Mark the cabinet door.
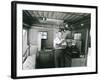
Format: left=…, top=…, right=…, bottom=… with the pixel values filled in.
left=37, top=50, right=54, bottom=68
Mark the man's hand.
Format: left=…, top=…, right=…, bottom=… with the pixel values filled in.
left=56, top=43, right=62, bottom=47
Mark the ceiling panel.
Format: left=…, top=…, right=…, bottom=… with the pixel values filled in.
left=27, top=10, right=90, bottom=24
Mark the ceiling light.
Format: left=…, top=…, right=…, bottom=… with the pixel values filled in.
left=81, top=23, right=84, bottom=26
left=65, top=23, right=68, bottom=28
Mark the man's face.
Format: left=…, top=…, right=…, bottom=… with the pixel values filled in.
left=67, top=39, right=72, bottom=47
left=68, top=42, right=72, bottom=47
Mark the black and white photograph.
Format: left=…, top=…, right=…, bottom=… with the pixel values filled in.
left=11, top=1, right=97, bottom=79
left=22, top=10, right=91, bottom=69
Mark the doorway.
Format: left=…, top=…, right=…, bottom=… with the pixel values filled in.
left=38, top=32, right=47, bottom=51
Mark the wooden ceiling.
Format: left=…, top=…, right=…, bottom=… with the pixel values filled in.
left=23, top=10, right=90, bottom=29
left=27, top=10, right=90, bottom=23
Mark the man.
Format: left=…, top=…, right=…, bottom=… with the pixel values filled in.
left=54, top=30, right=67, bottom=67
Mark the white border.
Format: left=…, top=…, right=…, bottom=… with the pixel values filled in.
left=17, top=3, right=96, bottom=77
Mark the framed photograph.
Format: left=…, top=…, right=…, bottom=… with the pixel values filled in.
left=11, top=1, right=98, bottom=79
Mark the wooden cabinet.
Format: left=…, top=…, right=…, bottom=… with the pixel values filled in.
left=36, top=50, right=55, bottom=68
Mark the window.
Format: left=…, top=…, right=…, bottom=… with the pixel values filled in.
left=74, top=33, right=81, bottom=40
left=41, top=32, right=47, bottom=39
